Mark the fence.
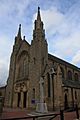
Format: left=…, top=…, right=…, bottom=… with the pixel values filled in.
left=0, top=105, right=80, bottom=120
left=1, top=112, right=59, bottom=120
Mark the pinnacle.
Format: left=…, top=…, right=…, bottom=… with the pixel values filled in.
left=37, top=6, right=41, bottom=21
left=17, top=24, right=21, bottom=38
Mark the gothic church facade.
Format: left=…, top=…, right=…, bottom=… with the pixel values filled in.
left=5, top=7, right=80, bottom=110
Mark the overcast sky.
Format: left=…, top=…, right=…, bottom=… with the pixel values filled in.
left=0, top=0, right=80, bottom=86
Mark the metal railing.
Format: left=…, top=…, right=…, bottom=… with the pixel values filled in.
left=1, top=105, right=80, bottom=120
left=1, top=112, right=59, bottom=120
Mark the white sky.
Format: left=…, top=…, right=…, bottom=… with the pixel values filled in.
left=0, top=0, right=80, bottom=86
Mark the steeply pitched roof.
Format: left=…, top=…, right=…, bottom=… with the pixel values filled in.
left=48, top=53, right=80, bottom=71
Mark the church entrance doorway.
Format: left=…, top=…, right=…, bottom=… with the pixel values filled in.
left=64, top=93, right=68, bottom=109
left=17, top=92, right=21, bottom=107
left=23, top=91, right=27, bottom=108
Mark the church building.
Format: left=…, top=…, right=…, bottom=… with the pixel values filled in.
left=5, top=7, right=80, bottom=110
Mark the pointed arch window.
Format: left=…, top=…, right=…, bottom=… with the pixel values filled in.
left=74, top=73, right=78, bottom=81
left=23, top=57, right=29, bottom=77
left=32, top=88, right=35, bottom=100
left=33, top=57, right=36, bottom=64
left=18, top=63, right=23, bottom=78
left=17, top=56, right=29, bottom=79
left=0, top=92, right=2, bottom=96
left=47, top=73, right=51, bottom=97
left=67, top=70, right=72, bottom=80
left=75, top=91, right=77, bottom=99
left=60, top=67, right=65, bottom=79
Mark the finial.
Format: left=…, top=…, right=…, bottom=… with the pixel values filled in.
left=38, top=6, right=40, bottom=13
left=37, top=6, right=41, bottom=21
left=23, top=36, right=25, bottom=40
left=19, top=24, right=21, bottom=29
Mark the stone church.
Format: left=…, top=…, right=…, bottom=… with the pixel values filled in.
left=5, top=7, right=80, bottom=110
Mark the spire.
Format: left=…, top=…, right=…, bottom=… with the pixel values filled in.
left=33, top=7, right=45, bottom=39
left=34, top=7, right=43, bottom=30
left=17, top=24, right=21, bottom=38
left=37, top=7, right=41, bottom=21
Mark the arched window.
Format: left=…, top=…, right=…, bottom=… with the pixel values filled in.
left=74, top=73, right=78, bottom=81
left=75, top=91, right=77, bottom=99
left=23, top=57, right=29, bottom=77
left=47, top=73, right=50, bottom=97
left=18, top=64, right=22, bottom=78
left=33, top=57, right=36, bottom=64
left=60, top=67, right=65, bottom=79
left=67, top=70, right=72, bottom=80
left=32, top=88, right=35, bottom=99
left=64, top=93, right=68, bottom=109
left=17, top=56, right=29, bottom=79
left=0, top=92, right=2, bottom=96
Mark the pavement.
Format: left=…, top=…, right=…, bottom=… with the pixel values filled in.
left=0, top=107, right=32, bottom=120
left=0, top=107, right=80, bottom=120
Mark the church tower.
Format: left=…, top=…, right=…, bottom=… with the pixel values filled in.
left=5, top=25, right=22, bottom=107
left=29, top=7, right=48, bottom=105
left=31, top=7, right=48, bottom=75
